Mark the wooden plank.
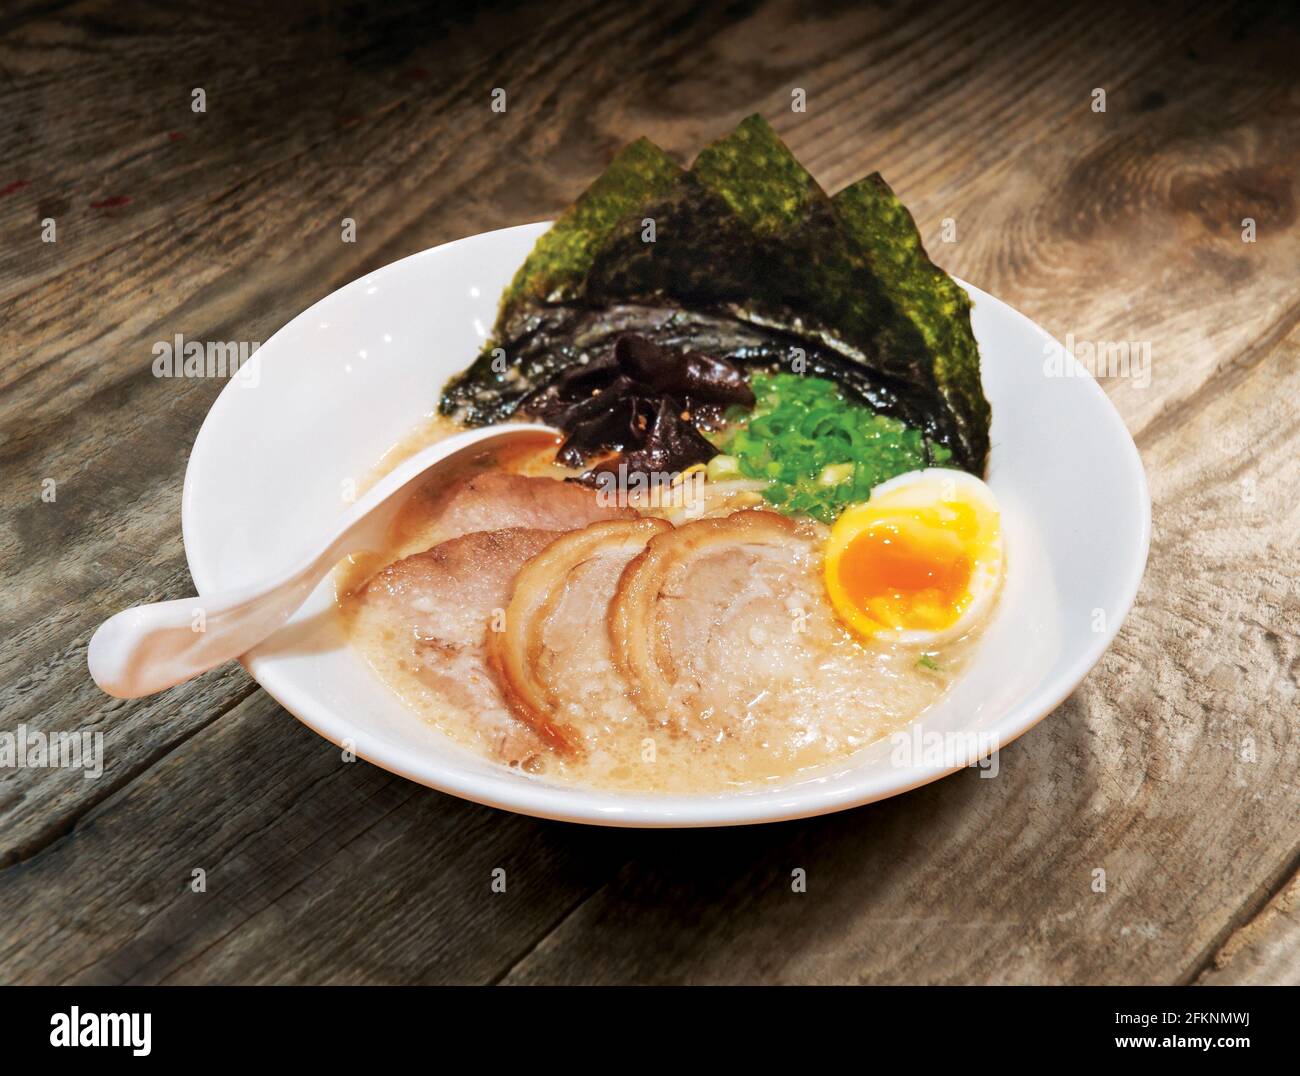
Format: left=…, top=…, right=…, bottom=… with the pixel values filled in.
left=890, top=9, right=1300, bottom=442
left=0, top=0, right=1235, bottom=309
left=0, top=0, right=581, bottom=303
left=0, top=691, right=630, bottom=984
left=502, top=323, right=1300, bottom=985
left=7, top=327, right=1294, bottom=985
left=2, top=0, right=1297, bottom=983
left=1198, top=867, right=1300, bottom=986
left=3, top=0, right=1251, bottom=864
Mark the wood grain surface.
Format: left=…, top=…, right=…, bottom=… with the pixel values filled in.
left=1, top=0, right=1296, bottom=985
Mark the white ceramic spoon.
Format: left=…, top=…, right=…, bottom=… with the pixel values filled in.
left=88, top=423, right=559, bottom=698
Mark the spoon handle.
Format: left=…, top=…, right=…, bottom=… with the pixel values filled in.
left=87, top=559, right=329, bottom=698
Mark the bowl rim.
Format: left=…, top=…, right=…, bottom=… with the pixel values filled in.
left=182, top=223, right=1152, bottom=828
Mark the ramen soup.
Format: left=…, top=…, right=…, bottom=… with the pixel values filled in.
left=336, top=416, right=1002, bottom=795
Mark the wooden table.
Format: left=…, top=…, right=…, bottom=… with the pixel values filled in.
left=1, top=0, right=1297, bottom=985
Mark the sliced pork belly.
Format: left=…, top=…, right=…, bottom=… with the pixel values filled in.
left=610, top=509, right=838, bottom=736
left=424, top=471, right=635, bottom=542
left=486, top=517, right=672, bottom=753
left=358, top=527, right=560, bottom=765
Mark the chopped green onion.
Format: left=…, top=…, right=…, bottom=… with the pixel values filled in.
left=720, top=373, right=951, bottom=523
left=818, top=462, right=854, bottom=487
left=706, top=454, right=741, bottom=482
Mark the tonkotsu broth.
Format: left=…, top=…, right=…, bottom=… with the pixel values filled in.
left=335, top=416, right=980, bottom=794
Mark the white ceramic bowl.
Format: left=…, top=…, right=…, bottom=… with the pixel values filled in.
left=182, top=223, right=1150, bottom=827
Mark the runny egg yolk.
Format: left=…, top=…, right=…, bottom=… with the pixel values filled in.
left=836, top=507, right=975, bottom=633
left=822, top=470, right=1003, bottom=646
left=837, top=509, right=972, bottom=634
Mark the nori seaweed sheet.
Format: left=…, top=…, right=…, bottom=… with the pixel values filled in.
left=832, top=172, right=990, bottom=474
left=504, top=137, right=682, bottom=308
left=439, top=115, right=990, bottom=474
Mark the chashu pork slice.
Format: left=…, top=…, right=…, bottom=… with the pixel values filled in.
left=423, top=471, right=635, bottom=543
left=486, top=517, right=672, bottom=754
left=609, top=509, right=837, bottom=737
left=358, top=527, right=560, bottom=766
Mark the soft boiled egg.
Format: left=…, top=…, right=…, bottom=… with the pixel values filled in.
left=823, top=468, right=1004, bottom=646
